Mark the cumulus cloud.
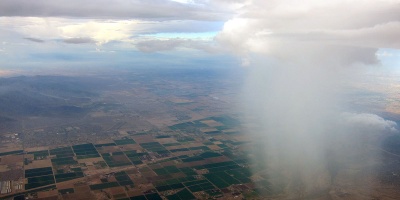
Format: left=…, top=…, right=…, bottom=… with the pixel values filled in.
left=217, top=0, right=400, bottom=63
left=342, top=112, right=398, bottom=134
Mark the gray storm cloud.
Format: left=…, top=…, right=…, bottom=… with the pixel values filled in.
left=24, top=37, right=45, bottom=43
left=0, top=0, right=232, bottom=21
left=63, top=37, right=95, bottom=44
left=217, top=0, right=400, bottom=198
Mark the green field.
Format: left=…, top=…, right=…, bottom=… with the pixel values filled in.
left=89, top=182, right=119, bottom=190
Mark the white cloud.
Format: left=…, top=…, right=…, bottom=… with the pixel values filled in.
left=58, top=20, right=138, bottom=45
left=0, top=17, right=225, bottom=51
left=342, top=112, right=398, bottom=134
left=217, top=0, right=400, bottom=63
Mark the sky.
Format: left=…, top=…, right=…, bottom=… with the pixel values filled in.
left=0, top=0, right=398, bottom=76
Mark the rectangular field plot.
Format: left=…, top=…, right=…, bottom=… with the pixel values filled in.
left=51, top=157, right=78, bottom=166
left=168, top=122, right=195, bottom=131
left=179, top=167, right=196, bottom=176
left=187, top=182, right=215, bottom=192
left=213, top=172, right=241, bottom=184
left=145, top=193, right=163, bottom=200
left=166, top=188, right=195, bottom=200
left=55, top=171, right=84, bottom=183
left=95, top=143, right=117, bottom=147
left=204, top=130, right=222, bottom=135
left=50, top=147, right=74, bottom=158
left=123, top=150, right=145, bottom=165
left=204, top=171, right=241, bottom=189
left=156, top=183, right=184, bottom=192
left=203, top=173, right=230, bottom=189
left=163, top=143, right=181, bottom=147
left=0, top=150, right=23, bottom=156
left=181, top=156, right=204, bottom=163
left=140, top=142, right=167, bottom=153
left=25, top=174, right=55, bottom=190
left=102, top=152, right=132, bottom=167
left=184, top=179, right=216, bottom=192
left=183, top=179, right=209, bottom=187
left=177, top=137, right=195, bottom=142
left=191, top=120, right=210, bottom=128
left=153, top=165, right=181, bottom=176
left=205, top=189, right=223, bottom=197
left=114, top=138, right=136, bottom=145
left=198, top=151, right=221, bottom=158
left=59, top=188, right=74, bottom=194
left=25, top=167, right=53, bottom=178
left=129, top=195, right=147, bottom=200
left=164, top=166, right=180, bottom=173
left=189, top=146, right=210, bottom=151
left=115, top=171, right=134, bottom=186
left=27, top=150, right=49, bottom=160
left=72, top=143, right=100, bottom=159
left=210, top=116, right=240, bottom=127
left=169, top=148, right=189, bottom=153
left=194, top=161, right=241, bottom=172
left=226, top=168, right=252, bottom=183
left=89, top=182, right=120, bottom=190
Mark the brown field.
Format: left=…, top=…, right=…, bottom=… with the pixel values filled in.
left=0, top=169, right=23, bottom=181
left=200, top=119, right=224, bottom=127
left=0, top=155, right=23, bottom=165
left=207, top=156, right=232, bottom=163
left=25, top=146, right=49, bottom=152
left=111, top=155, right=130, bottom=163
left=0, top=165, right=9, bottom=172
left=207, top=145, right=222, bottom=151
left=108, top=186, right=125, bottom=195
left=190, top=143, right=207, bottom=148
left=96, top=146, right=120, bottom=154
left=37, top=189, right=58, bottom=198
left=77, top=157, right=104, bottom=164
left=160, top=161, right=177, bottom=167
left=25, top=159, right=52, bottom=169
left=155, top=138, right=178, bottom=144
left=0, top=145, right=22, bottom=153
left=132, top=135, right=154, bottom=143
left=126, top=188, right=144, bottom=197
left=130, top=176, right=148, bottom=185
left=165, top=145, right=184, bottom=151
left=117, top=144, right=141, bottom=151
left=94, top=139, right=115, bottom=145
left=170, top=151, right=196, bottom=157
left=200, top=127, right=219, bottom=132
left=56, top=180, right=78, bottom=190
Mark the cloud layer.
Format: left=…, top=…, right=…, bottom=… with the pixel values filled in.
left=217, top=0, right=400, bottom=64
left=0, top=0, right=233, bottom=21
left=0, top=0, right=239, bottom=70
